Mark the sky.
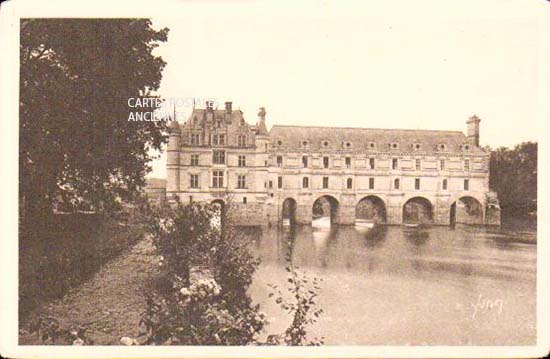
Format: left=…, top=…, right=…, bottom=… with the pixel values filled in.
left=146, top=0, right=548, bottom=179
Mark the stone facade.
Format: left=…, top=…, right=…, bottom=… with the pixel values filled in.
left=166, top=101, right=500, bottom=226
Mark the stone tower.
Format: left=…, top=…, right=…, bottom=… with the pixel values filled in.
left=467, top=115, right=481, bottom=147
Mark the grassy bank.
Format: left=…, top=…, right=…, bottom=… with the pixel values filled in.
left=19, top=212, right=146, bottom=323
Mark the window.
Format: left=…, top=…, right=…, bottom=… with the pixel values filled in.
left=442, top=179, right=448, bottom=190
left=212, top=134, right=219, bottom=145
left=389, top=143, right=398, bottom=149
left=345, top=142, right=352, bottom=148
left=190, top=174, right=199, bottom=188
left=243, top=197, right=247, bottom=204
left=189, top=196, right=193, bottom=203
left=392, top=158, right=398, bottom=170
left=347, top=178, right=353, bottom=189
left=237, top=175, right=246, bottom=189
left=238, top=155, right=246, bottom=167
left=278, top=176, right=282, bottom=189
left=415, top=159, right=421, bottom=171
left=323, top=177, right=329, bottom=189
left=464, top=144, right=470, bottom=151
left=439, top=144, right=446, bottom=151
left=219, top=134, right=225, bottom=145
left=265, top=143, right=268, bottom=151
left=190, top=133, right=200, bottom=145
left=369, top=158, right=375, bottom=169
left=440, top=159, right=445, bottom=170
left=394, top=178, right=400, bottom=189
left=238, top=135, right=246, bottom=147
left=213, top=150, right=225, bottom=164
left=269, top=180, right=273, bottom=189
left=302, top=141, right=308, bottom=147
left=302, top=156, right=308, bottom=168
left=212, top=170, right=224, bottom=188
left=302, top=177, right=309, bottom=188
left=464, top=159, right=470, bottom=171
left=323, top=156, right=329, bottom=169
left=464, top=179, right=469, bottom=190
left=277, top=140, right=283, bottom=146
left=345, top=157, right=351, bottom=168
left=369, top=177, right=375, bottom=189
left=191, top=154, right=199, bottom=166
left=415, top=178, right=421, bottom=190
left=323, top=141, right=329, bottom=147
left=277, top=156, right=283, bottom=167
left=368, top=142, right=376, bottom=149
left=414, top=143, right=421, bottom=150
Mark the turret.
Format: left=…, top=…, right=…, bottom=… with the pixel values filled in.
left=467, top=115, right=481, bottom=147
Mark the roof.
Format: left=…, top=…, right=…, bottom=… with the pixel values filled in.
left=146, top=178, right=167, bottom=189
left=269, top=125, right=485, bottom=154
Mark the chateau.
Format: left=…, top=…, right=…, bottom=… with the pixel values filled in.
left=166, top=101, right=500, bottom=226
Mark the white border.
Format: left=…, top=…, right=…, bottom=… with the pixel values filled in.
left=1, top=0, right=549, bottom=357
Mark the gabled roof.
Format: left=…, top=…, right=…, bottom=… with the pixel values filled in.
left=269, top=125, right=484, bottom=154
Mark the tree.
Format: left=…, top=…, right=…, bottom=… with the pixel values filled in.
left=488, top=142, right=537, bottom=218
left=20, top=19, right=169, bottom=216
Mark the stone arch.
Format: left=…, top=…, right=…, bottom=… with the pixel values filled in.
left=403, top=196, right=433, bottom=224
left=356, top=195, right=387, bottom=223
left=282, top=197, right=298, bottom=225
left=451, top=196, right=484, bottom=225
left=312, top=195, right=340, bottom=225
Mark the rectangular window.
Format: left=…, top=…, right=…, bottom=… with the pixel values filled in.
left=347, top=178, right=353, bottom=189
left=190, top=174, right=199, bottom=188
left=369, top=177, right=375, bottom=189
left=212, top=134, right=218, bottom=146
left=415, top=159, right=421, bottom=171
left=277, top=156, right=283, bottom=167
left=219, top=134, right=225, bottom=145
left=322, top=177, right=329, bottom=189
left=189, top=195, right=193, bottom=203
left=392, top=158, right=398, bottom=170
left=238, top=135, right=246, bottom=147
left=278, top=176, right=282, bottom=189
left=345, top=157, right=351, bottom=168
left=243, top=197, right=247, bottom=204
left=302, top=156, right=308, bottom=168
left=212, top=171, right=224, bottom=188
left=191, top=154, right=199, bottom=166
left=238, top=155, right=246, bottom=167
left=369, top=158, right=375, bottom=169
left=190, top=133, right=200, bottom=145
left=303, top=177, right=309, bottom=188
left=213, top=150, right=225, bottom=164
left=269, top=180, right=273, bottom=189
left=464, top=159, right=470, bottom=171
left=237, top=175, right=246, bottom=189
left=442, top=179, right=448, bottom=190
left=394, top=178, right=400, bottom=189
left=464, top=179, right=469, bottom=190
left=440, top=159, right=445, bottom=170
left=323, top=156, right=329, bottom=169
left=415, top=178, right=420, bottom=190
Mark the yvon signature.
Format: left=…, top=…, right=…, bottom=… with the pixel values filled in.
left=471, top=294, right=504, bottom=320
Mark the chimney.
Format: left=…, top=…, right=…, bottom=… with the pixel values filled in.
left=466, top=115, right=481, bottom=147
left=257, top=107, right=268, bottom=136
left=225, top=101, right=232, bottom=113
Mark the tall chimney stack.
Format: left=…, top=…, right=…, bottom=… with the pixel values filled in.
left=466, top=115, right=481, bottom=147
left=225, top=101, right=232, bottom=113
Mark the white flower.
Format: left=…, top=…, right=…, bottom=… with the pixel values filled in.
left=72, top=338, right=85, bottom=346
left=120, top=337, right=136, bottom=345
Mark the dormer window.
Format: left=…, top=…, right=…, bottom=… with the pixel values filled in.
left=414, top=143, right=421, bottom=150
left=463, top=144, right=470, bottom=151
left=438, top=144, right=447, bottom=151
left=302, top=140, right=309, bottom=148
left=277, top=140, right=283, bottom=146
left=389, top=143, right=399, bottom=150
left=343, top=141, right=352, bottom=149
left=368, top=142, right=376, bottom=149
left=322, top=140, right=330, bottom=147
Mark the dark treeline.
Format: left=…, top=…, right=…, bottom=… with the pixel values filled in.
left=486, top=142, right=537, bottom=220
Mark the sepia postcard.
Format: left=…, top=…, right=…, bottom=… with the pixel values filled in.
left=1, top=0, right=549, bottom=357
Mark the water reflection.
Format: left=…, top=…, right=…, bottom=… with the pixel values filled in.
left=250, top=221, right=536, bottom=282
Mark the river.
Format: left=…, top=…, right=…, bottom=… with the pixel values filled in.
left=248, top=218, right=536, bottom=345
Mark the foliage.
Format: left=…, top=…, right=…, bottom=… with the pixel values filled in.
left=20, top=19, right=169, bottom=215
left=139, top=200, right=267, bottom=345
left=267, top=234, right=324, bottom=346
left=487, top=142, right=537, bottom=217
left=28, top=317, right=93, bottom=345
